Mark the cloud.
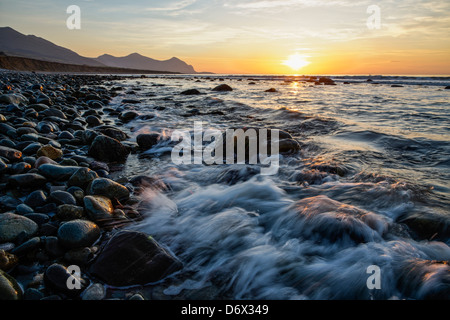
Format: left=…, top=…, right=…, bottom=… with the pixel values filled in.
left=224, top=0, right=366, bottom=10
left=144, top=0, right=198, bottom=12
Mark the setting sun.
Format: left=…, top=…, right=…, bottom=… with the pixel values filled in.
left=282, top=53, right=311, bottom=72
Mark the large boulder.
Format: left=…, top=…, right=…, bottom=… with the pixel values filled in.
left=289, top=195, right=389, bottom=244
left=88, top=135, right=131, bottom=163
left=136, top=133, right=160, bottom=150
left=212, top=84, right=233, bottom=92
left=89, top=230, right=182, bottom=287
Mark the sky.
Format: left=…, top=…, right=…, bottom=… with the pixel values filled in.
left=0, top=0, right=449, bottom=74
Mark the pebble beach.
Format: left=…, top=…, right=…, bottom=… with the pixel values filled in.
left=0, top=71, right=449, bottom=301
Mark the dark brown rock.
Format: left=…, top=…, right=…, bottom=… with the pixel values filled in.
left=89, top=230, right=182, bottom=287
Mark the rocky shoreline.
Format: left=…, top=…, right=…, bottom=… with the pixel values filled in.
left=0, top=71, right=185, bottom=300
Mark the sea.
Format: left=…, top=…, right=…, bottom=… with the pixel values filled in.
left=104, top=74, right=450, bottom=300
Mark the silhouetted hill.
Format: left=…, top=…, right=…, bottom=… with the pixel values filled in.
left=95, top=53, right=197, bottom=74
left=0, top=26, right=105, bottom=67
left=0, top=53, right=180, bottom=74
left=0, top=27, right=201, bottom=74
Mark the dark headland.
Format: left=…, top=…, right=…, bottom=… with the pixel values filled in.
left=0, top=53, right=180, bottom=74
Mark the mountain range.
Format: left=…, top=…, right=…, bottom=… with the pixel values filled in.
left=0, top=26, right=198, bottom=74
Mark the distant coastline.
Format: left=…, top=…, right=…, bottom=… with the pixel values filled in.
left=0, top=53, right=184, bottom=74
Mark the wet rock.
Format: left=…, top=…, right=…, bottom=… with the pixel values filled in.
left=22, top=156, right=36, bottom=167
left=0, top=212, right=39, bottom=242
left=397, top=259, right=450, bottom=299
left=129, top=175, right=168, bottom=191
left=82, top=129, right=99, bottom=145
left=278, top=138, right=301, bottom=154
left=89, top=230, right=182, bottom=287
left=11, top=236, right=40, bottom=256
left=49, top=191, right=77, bottom=206
left=290, top=195, right=389, bottom=244
left=37, top=164, right=80, bottom=181
left=88, top=135, right=131, bottom=163
left=11, top=161, right=31, bottom=174
left=399, top=212, right=450, bottom=241
left=35, top=93, right=52, bottom=106
left=57, top=219, right=100, bottom=249
left=57, top=131, right=74, bottom=140
left=119, top=111, right=139, bottom=122
left=8, top=173, right=47, bottom=188
left=212, top=84, right=233, bottom=92
left=85, top=115, right=103, bottom=127
left=0, top=146, right=22, bottom=162
left=66, top=186, right=85, bottom=204
left=265, top=88, right=278, bottom=92
left=82, top=283, right=106, bottom=300
left=67, top=167, right=99, bottom=189
left=24, top=190, right=47, bottom=208
left=24, top=213, right=50, bottom=226
left=35, top=203, right=57, bottom=214
left=43, top=236, right=65, bottom=257
left=34, top=156, right=57, bottom=168
left=21, top=133, right=39, bottom=142
left=87, top=178, right=130, bottom=201
left=44, top=263, right=87, bottom=296
left=0, top=93, right=28, bottom=105
left=0, top=269, right=22, bottom=300
left=83, top=195, right=114, bottom=221
left=136, top=133, right=160, bottom=150
left=64, top=247, right=94, bottom=266
left=0, top=138, right=15, bottom=148
left=58, top=158, right=78, bottom=167
left=36, top=121, right=56, bottom=134
left=22, top=142, right=42, bottom=156
left=36, top=145, right=63, bottom=160
left=121, top=99, right=140, bottom=104
left=180, top=89, right=201, bottom=95
left=16, top=127, right=38, bottom=136
left=319, top=77, right=335, bottom=85
left=0, top=196, right=22, bottom=211
left=28, top=104, right=48, bottom=112
left=38, top=222, right=58, bottom=237
left=16, top=203, right=34, bottom=215
left=97, top=127, right=129, bottom=142
left=56, top=204, right=84, bottom=221
left=41, top=108, right=66, bottom=119
left=0, top=123, right=16, bottom=135
left=89, top=161, right=109, bottom=172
